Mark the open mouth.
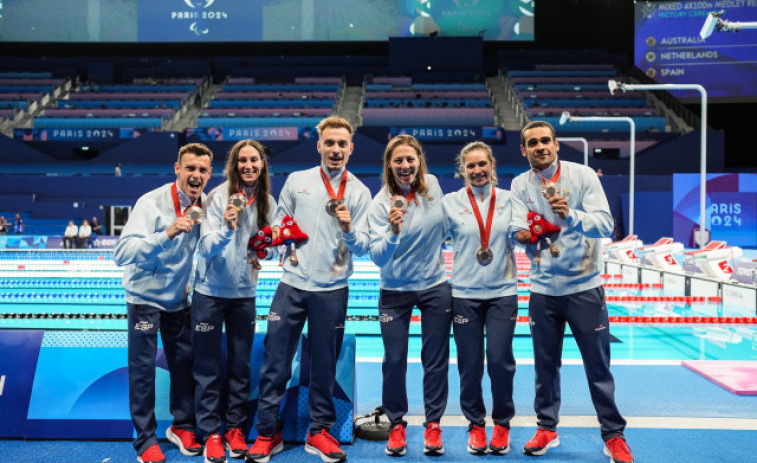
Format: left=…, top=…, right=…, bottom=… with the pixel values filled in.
left=396, top=171, right=415, bottom=183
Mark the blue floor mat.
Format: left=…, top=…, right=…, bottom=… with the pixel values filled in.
left=356, top=362, right=757, bottom=419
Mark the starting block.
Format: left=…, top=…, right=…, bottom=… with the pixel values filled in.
left=683, top=240, right=743, bottom=282
left=604, top=235, right=642, bottom=263
left=636, top=237, right=684, bottom=271
left=731, top=258, right=757, bottom=286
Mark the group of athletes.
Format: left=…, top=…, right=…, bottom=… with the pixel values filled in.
left=114, top=115, right=634, bottom=463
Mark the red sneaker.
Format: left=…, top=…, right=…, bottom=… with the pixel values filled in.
left=423, top=422, right=444, bottom=455
left=166, top=425, right=202, bottom=456
left=385, top=424, right=406, bottom=457
left=467, top=425, right=487, bottom=455
left=523, top=428, right=559, bottom=456
left=489, top=424, right=511, bottom=455
left=305, top=429, right=346, bottom=463
left=247, top=432, right=283, bottom=463
left=224, top=427, right=248, bottom=459
left=137, top=444, right=166, bottom=463
left=603, top=436, right=635, bottom=463
left=204, top=433, right=227, bottom=463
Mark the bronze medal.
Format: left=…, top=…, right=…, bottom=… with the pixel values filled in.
left=325, top=198, right=343, bottom=216
left=542, top=182, right=559, bottom=198
left=476, top=246, right=493, bottom=265
left=229, top=193, right=246, bottom=211
left=186, top=205, right=204, bottom=224
left=391, top=195, right=409, bottom=212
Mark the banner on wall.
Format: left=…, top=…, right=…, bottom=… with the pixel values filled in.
left=389, top=126, right=506, bottom=143
left=186, top=126, right=317, bottom=142
left=14, top=128, right=149, bottom=141
left=673, top=173, right=757, bottom=247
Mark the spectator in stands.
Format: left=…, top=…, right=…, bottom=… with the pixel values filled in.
left=63, top=220, right=78, bottom=249
left=78, top=218, right=92, bottom=248
left=0, top=216, right=9, bottom=235
left=442, top=141, right=517, bottom=456
left=115, top=162, right=122, bottom=177
left=248, top=116, right=370, bottom=463
left=367, top=134, right=451, bottom=457
left=114, top=143, right=213, bottom=463
left=91, top=216, right=105, bottom=236
left=191, top=139, right=277, bottom=462
left=596, top=168, right=604, bottom=177
left=511, top=121, right=634, bottom=463
left=13, top=213, right=24, bottom=235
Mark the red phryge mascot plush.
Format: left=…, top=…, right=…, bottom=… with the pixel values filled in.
left=272, top=216, right=309, bottom=265
left=527, top=211, right=561, bottom=264
left=247, top=226, right=274, bottom=269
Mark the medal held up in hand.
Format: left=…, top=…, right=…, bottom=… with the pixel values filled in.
left=320, top=168, right=348, bottom=217
left=185, top=205, right=205, bottom=224
left=229, top=193, right=247, bottom=211
left=542, top=181, right=559, bottom=199
left=391, top=195, right=409, bottom=213
left=325, top=198, right=343, bottom=216
left=539, top=160, right=561, bottom=200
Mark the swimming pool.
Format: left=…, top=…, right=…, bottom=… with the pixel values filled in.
left=2, top=249, right=755, bottom=362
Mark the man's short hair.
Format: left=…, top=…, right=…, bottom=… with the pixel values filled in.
left=520, top=120, right=556, bottom=146
left=316, top=116, right=354, bottom=138
left=177, top=142, right=214, bottom=164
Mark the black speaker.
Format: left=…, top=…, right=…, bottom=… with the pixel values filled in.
left=74, top=146, right=99, bottom=160
left=593, top=147, right=620, bottom=159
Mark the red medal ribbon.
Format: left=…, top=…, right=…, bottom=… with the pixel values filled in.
left=403, top=187, right=416, bottom=205
left=239, top=188, right=256, bottom=206
left=171, top=182, right=202, bottom=218
left=396, top=187, right=417, bottom=213
left=466, top=185, right=496, bottom=249
left=319, top=168, right=348, bottom=200
left=536, top=160, right=561, bottom=188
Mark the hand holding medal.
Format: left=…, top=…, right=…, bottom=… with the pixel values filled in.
left=229, top=193, right=247, bottom=212
left=223, top=204, right=238, bottom=231
left=167, top=183, right=204, bottom=239
left=185, top=205, right=205, bottom=224
left=538, top=161, right=568, bottom=219
left=388, top=190, right=413, bottom=236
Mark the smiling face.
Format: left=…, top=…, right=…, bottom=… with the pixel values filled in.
left=521, top=125, right=559, bottom=171
left=237, top=145, right=264, bottom=187
left=463, top=148, right=493, bottom=187
left=317, top=126, right=354, bottom=171
left=175, top=152, right=212, bottom=201
left=389, top=144, right=420, bottom=187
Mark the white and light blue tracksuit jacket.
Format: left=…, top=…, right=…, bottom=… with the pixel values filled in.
left=114, top=182, right=204, bottom=312
left=509, top=159, right=614, bottom=296
left=368, top=174, right=447, bottom=291
left=275, top=164, right=371, bottom=291
left=193, top=181, right=277, bottom=299
left=442, top=184, right=517, bottom=299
